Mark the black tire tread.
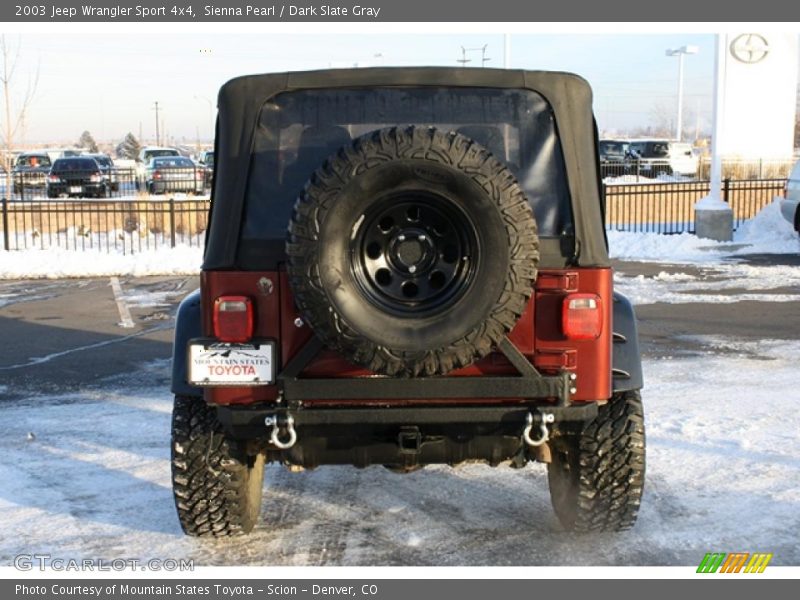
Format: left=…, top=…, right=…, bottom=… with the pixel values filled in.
left=286, top=126, right=539, bottom=377
left=548, top=390, right=645, bottom=532
left=170, top=395, right=265, bottom=537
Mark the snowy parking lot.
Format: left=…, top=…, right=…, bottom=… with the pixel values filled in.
left=0, top=200, right=798, bottom=566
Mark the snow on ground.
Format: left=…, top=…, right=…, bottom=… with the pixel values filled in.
left=0, top=342, right=798, bottom=566
left=608, top=199, right=800, bottom=263
left=0, top=196, right=794, bottom=280
left=615, top=263, right=800, bottom=305
left=603, top=173, right=695, bottom=185
left=0, top=245, right=202, bottom=280
left=122, top=287, right=188, bottom=308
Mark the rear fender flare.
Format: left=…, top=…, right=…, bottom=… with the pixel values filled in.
left=171, top=289, right=203, bottom=397
left=612, top=292, right=644, bottom=393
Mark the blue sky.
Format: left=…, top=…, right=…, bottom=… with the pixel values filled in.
left=7, top=33, right=719, bottom=144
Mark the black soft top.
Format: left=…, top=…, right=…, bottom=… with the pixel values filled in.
left=203, top=67, right=608, bottom=269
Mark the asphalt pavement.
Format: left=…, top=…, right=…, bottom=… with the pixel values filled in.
left=1, top=257, right=798, bottom=400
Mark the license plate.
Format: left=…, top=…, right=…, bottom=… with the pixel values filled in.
left=188, top=342, right=275, bottom=386
left=69, top=186, right=82, bottom=193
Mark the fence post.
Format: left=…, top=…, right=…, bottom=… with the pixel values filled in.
left=723, top=178, right=730, bottom=204
left=169, top=198, right=176, bottom=248
left=2, top=197, right=9, bottom=251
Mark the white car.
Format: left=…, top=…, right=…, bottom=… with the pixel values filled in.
left=780, top=159, right=800, bottom=232
left=628, top=140, right=698, bottom=177
left=135, top=146, right=182, bottom=182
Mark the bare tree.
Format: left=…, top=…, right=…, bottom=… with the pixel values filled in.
left=648, top=102, right=675, bottom=138
left=795, top=112, right=800, bottom=151
left=0, top=35, right=39, bottom=176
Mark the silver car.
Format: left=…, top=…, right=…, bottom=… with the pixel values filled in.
left=781, top=160, right=800, bottom=232
left=145, top=156, right=204, bottom=195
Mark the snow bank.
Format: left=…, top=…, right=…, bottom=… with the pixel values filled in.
left=0, top=245, right=202, bottom=279
left=603, top=173, right=695, bottom=185
left=609, top=199, right=799, bottom=263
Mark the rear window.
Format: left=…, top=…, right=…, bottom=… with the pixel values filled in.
left=241, top=87, right=573, bottom=246
left=144, top=149, right=180, bottom=161
left=52, top=158, right=98, bottom=171
left=92, top=156, right=113, bottom=167
left=600, top=141, right=627, bottom=154
left=152, top=157, right=194, bottom=168
left=16, top=155, right=51, bottom=168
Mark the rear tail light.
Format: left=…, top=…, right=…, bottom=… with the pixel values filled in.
left=562, top=294, right=603, bottom=340
left=89, top=172, right=103, bottom=183
left=213, top=296, right=254, bottom=343
left=153, top=170, right=162, bottom=180
left=47, top=174, right=61, bottom=183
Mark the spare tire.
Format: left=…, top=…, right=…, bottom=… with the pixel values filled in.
left=287, top=126, right=539, bottom=377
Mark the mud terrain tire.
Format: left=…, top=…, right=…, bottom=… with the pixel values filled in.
left=547, top=390, right=646, bottom=532
left=171, top=395, right=265, bottom=536
left=287, top=126, right=539, bottom=377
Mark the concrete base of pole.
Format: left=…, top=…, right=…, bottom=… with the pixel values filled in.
left=695, top=203, right=734, bottom=242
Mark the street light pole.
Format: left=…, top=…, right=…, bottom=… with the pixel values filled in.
left=666, top=45, right=698, bottom=141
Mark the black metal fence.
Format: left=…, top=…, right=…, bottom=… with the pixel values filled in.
left=0, top=178, right=787, bottom=253
left=604, top=178, right=786, bottom=234
left=2, top=166, right=211, bottom=201
left=0, top=197, right=210, bottom=253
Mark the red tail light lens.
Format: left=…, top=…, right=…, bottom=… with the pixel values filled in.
left=89, top=172, right=103, bottom=183
left=48, top=174, right=61, bottom=183
left=213, top=296, right=254, bottom=343
left=153, top=170, right=162, bottom=180
left=562, top=294, right=603, bottom=340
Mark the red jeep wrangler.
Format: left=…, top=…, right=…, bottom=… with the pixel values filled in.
left=170, top=68, right=645, bottom=536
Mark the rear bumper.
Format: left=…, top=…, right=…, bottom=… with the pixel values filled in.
left=150, top=181, right=204, bottom=193
left=218, top=402, right=597, bottom=436
left=47, top=183, right=105, bottom=196
left=217, top=402, right=598, bottom=467
left=209, top=335, right=598, bottom=444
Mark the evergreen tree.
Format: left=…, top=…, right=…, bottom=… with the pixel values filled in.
left=116, top=132, right=141, bottom=160
left=77, top=130, right=99, bottom=153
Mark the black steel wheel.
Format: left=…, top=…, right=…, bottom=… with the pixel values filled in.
left=351, top=193, right=478, bottom=317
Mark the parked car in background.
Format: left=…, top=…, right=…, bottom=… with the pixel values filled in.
left=598, top=139, right=631, bottom=177
left=628, top=140, right=698, bottom=177
left=135, top=147, right=182, bottom=186
left=599, top=139, right=629, bottom=164
left=781, top=159, right=800, bottom=233
left=47, top=157, right=108, bottom=198
left=84, top=153, right=119, bottom=192
left=12, top=152, right=52, bottom=195
left=137, top=146, right=181, bottom=165
left=145, top=156, right=204, bottom=195
left=197, top=149, right=214, bottom=189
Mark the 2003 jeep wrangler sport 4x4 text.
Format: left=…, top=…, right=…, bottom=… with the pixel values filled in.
left=170, top=68, right=646, bottom=536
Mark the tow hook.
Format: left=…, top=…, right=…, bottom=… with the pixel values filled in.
left=523, top=412, right=555, bottom=447
left=265, top=414, right=297, bottom=450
